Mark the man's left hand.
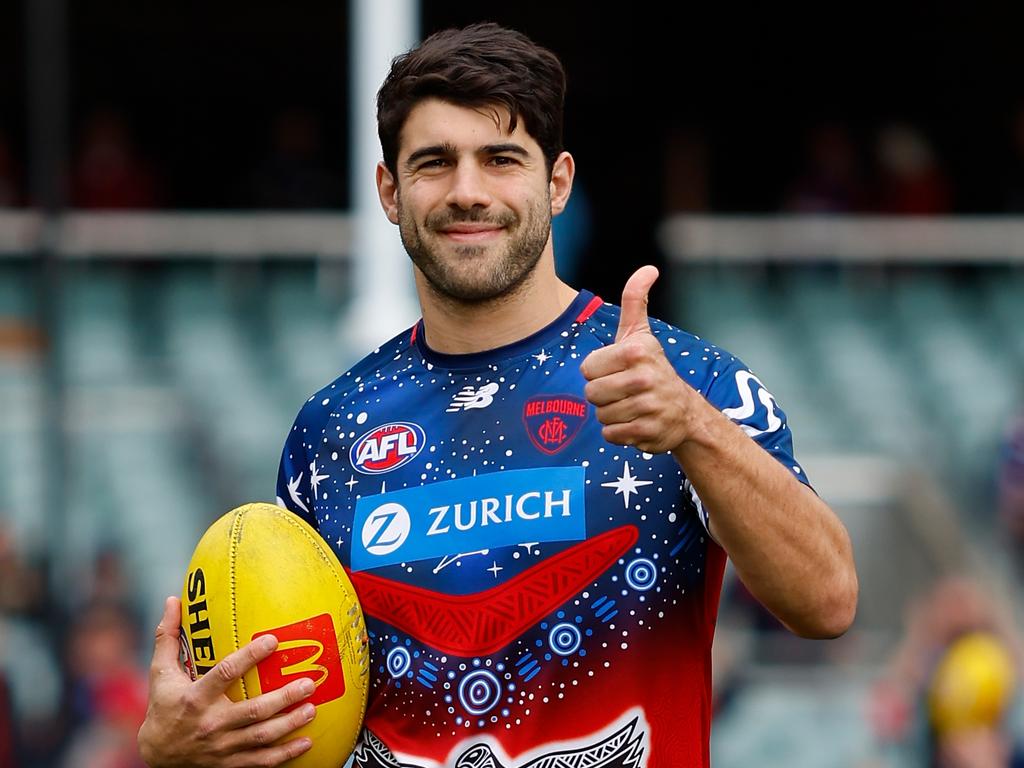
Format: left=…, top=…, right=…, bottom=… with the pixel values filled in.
left=580, top=266, right=703, bottom=454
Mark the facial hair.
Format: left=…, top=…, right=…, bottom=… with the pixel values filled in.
left=397, top=191, right=552, bottom=305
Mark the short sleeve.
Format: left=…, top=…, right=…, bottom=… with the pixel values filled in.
left=665, top=340, right=812, bottom=534
left=275, top=418, right=318, bottom=529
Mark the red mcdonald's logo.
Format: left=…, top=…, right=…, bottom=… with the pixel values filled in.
left=253, top=613, right=345, bottom=708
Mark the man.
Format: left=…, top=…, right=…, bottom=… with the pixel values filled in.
left=139, top=22, right=857, bottom=768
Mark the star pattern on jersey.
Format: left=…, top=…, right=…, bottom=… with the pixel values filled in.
left=601, top=461, right=654, bottom=509
left=532, top=349, right=551, bottom=365
left=309, top=461, right=329, bottom=497
left=286, top=473, right=310, bottom=514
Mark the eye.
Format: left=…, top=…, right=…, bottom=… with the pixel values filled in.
left=489, top=155, right=519, bottom=167
left=417, top=158, right=448, bottom=170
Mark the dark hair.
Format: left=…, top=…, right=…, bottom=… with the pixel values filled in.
left=377, top=23, right=566, bottom=177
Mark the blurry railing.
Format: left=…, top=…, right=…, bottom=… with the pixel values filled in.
left=660, top=214, right=1024, bottom=263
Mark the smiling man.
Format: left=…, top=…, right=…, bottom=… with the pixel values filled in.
left=139, top=22, right=857, bottom=768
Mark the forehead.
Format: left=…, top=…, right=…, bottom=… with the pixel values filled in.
left=398, top=98, right=541, bottom=158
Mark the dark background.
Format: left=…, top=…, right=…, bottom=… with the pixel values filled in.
left=4, top=1, right=1024, bottom=295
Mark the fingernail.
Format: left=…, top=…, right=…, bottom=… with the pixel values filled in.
left=299, top=738, right=313, bottom=751
left=300, top=678, right=316, bottom=695
left=302, top=703, right=316, bottom=720
left=260, top=634, right=277, bottom=650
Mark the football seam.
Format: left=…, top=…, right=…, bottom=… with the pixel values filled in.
left=230, top=507, right=248, bottom=699
left=265, top=505, right=370, bottom=747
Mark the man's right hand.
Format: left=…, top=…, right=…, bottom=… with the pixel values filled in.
left=138, top=596, right=318, bottom=767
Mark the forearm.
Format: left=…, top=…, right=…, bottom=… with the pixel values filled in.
left=671, top=396, right=858, bottom=638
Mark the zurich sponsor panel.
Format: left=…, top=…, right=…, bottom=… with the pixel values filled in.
left=351, top=467, right=587, bottom=571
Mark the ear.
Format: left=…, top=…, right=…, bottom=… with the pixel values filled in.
left=376, top=161, right=400, bottom=225
left=549, top=151, right=575, bottom=217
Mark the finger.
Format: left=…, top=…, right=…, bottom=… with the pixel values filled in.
left=222, top=677, right=316, bottom=730
left=150, top=596, right=186, bottom=680
left=615, top=265, right=659, bottom=342
left=196, top=634, right=279, bottom=701
left=584, top=368, right=655, bottom=407
left=579, top=344, right=631, bottom=381
left=595, top=395, right=654, bottom=427
left=600, top=420, right=654, bottom=449
left=580, top=331, right=663, bottom=381
left=226, top=701, right=317, bottom=753
left=223, top=737, right=313, bottom=768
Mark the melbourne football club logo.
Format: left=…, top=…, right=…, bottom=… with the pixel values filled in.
left=350, top=422, right=425, bottom=475
left=523, top=394, right=588, bottom=455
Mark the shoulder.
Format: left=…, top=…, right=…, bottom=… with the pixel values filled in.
left=583, top=298, right=743, bottom=395
left=287, top=324, right=417, bottom=432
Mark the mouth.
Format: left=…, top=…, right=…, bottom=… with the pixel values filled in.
left=437, top=224, right=506, bottom=244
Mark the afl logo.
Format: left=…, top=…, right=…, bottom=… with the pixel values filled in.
left=350, top=422, right=426, bottom=475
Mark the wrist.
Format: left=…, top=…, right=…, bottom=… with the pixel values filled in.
left=670, top=383, right=722, bottom=455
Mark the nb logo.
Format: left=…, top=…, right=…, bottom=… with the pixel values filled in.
left=362, top=502, right=411, bottom=556
left=446, top=382, right=499, bottom=412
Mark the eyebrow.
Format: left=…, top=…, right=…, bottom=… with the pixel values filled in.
left=404, top=142, right=531, bottom=170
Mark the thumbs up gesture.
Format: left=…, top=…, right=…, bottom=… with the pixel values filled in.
left=580, top=266, right=699, bottom=454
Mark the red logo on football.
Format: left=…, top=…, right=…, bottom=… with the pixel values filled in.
left=350, top=422, right=425, bottom=474
left=253, top=613, right=345, bottom=707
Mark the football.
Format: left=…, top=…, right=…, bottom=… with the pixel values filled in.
left=180, top=502, right=369, bottom=766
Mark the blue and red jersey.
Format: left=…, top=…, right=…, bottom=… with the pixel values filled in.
left=276, top=289, right=810, bottom=767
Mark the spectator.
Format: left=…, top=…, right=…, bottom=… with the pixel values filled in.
left=246, top=108, right=344, bottom=208
left=784, top=122, right=867, bottom=213
left=874, top=122, right=952, bottom=214
left=71, top=109, right=161, bottom=209
left=997, top=411, right=1024, bottom=556
left=61, top=601, right=147, bottom=768
left=1003, top=105, right=1024, bottom=212
left=663, top=126, right=710, bottom=213
left=869, top=576, right=1024, bottom=766
left=0, top=130, right=21, bottom=207
left=0, top=672, right=15, bottom=768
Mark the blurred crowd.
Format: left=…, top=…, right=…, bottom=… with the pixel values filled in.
left=5, top=106, right=1024, bottom=213
left=0, top=532, right=147, bottom=768
left=0, top=106, right=344, bottom=211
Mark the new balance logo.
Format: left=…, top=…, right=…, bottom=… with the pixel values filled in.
left=446, top=382, right=499, bottom=412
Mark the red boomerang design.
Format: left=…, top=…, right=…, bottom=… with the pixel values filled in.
left=349, top=525, right=639, bottom=657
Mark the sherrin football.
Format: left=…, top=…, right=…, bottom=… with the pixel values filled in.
left=180, top=502, right=369, bottom=766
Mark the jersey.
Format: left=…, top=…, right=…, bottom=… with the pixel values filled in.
left=275, top=289, right=811, bottom=768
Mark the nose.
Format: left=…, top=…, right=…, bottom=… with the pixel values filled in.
left=444, top=161, right=493, bottom=210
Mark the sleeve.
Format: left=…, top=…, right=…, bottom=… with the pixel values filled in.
left=674, top=347, right=813, bottom=534
left=275, top=416, right=318, bottom=530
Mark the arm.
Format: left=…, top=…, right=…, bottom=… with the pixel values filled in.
left=670, top=397, right=857, bottom=637
left=580, top=266, right=857, bottom=639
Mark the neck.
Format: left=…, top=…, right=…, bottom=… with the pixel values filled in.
left=415, top=253, right=578, bottom=355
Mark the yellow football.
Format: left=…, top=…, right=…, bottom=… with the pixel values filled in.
left=928, top=631, right=1017, bottom=735
left=180, top=502, right=369, bottom=766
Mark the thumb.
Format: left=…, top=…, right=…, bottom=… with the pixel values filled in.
left=150, top=595, right=185, bottom=679
left=615, top=265, right=659, bottom=342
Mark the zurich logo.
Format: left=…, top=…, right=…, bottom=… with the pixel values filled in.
left=361, top=502, right=411, bottom=556
left=350, top=422, right=426, bottom=475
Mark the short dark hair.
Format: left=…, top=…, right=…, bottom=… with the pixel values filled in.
left=376, top=22, right=566, bottom=177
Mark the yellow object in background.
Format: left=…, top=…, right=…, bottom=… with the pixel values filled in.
left=928, top=632, right=1017, bottom=735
